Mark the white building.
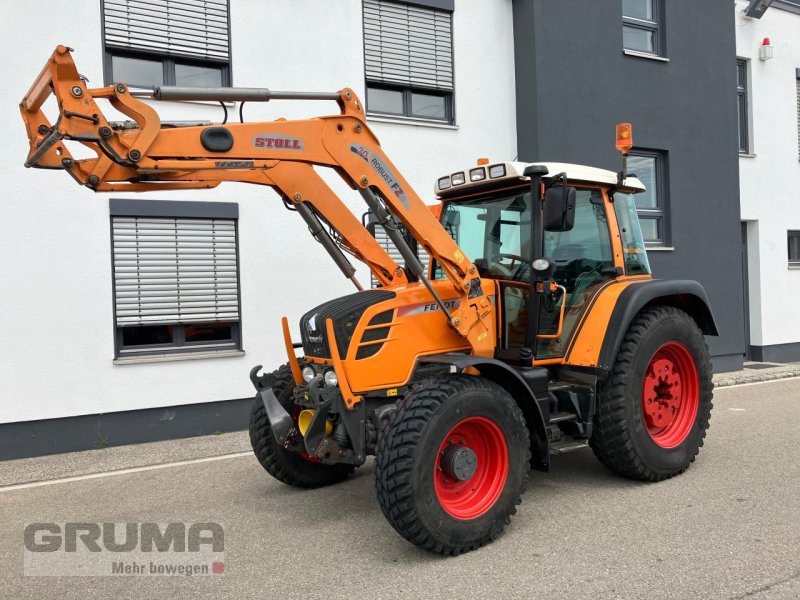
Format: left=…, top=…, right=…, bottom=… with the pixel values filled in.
left=735, top=0, right=800, bottom=361
left=0, top=0, right=517, bottom=456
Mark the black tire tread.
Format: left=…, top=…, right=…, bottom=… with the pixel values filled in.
left=374, top=374, right=530, bottom=555
left=249, top=363, right=354, bottom=489
left=589, top=306, right=714, bottom=482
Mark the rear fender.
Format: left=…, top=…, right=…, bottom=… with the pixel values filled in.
left=595, top=279, right=718, bottom=372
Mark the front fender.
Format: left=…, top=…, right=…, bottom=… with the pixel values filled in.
left=418, top=354, right=550, bottom=472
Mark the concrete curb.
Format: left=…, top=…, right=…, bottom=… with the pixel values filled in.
left=713, top=365, right=800, bottom=388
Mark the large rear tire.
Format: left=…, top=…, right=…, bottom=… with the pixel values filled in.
left=374, top=375, right=530, bottom=555
left=249, top=364, right=354, bottom=489
left=589, top=306, right=713, bottom=482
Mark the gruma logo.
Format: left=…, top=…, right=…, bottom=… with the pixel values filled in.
left=23, top=522, right=225, bottom=577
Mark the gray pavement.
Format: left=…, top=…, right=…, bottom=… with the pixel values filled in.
left=1, top=378, right=799, bottom=599
left=715, top=362, right=800, bottom=388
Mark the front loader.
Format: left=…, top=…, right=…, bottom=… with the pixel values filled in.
left=21, top=46, right=716, bottom=555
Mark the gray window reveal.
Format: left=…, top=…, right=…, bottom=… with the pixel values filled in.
left=789, top=231, right=800, bottom=266
left=102, top=0, right=231, bottom=87
left=628, top=150, right=669, bottom=246
left=738, top=59, right=750, bottom=154
left=622, top=0, right=664, bottom=56
left=363, top=0, right=454, bottom=123
left=110, top=200, right=241, bottom=356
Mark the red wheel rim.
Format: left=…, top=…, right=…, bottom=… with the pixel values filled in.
left=433, top=416, right=508, bottom=520
left=642, top=342, right=700, bottom=448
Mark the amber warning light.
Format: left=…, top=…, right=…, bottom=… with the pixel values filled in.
left=616, top=123, right=633, bottom=155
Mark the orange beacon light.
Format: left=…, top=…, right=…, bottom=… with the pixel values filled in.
left=616, top=122, right=633, bottom=155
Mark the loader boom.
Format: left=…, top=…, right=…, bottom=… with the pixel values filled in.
left=21, top=46, right=494, bottom=355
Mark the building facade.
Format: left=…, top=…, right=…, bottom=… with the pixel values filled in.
left=735, top=0, right=800, bottom=362
left=1, top=0, right=750, bottom=458
left=513, top=0, right=745, bottom=373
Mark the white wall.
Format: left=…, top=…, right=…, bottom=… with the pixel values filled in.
left=735, top=1, right=800, bottom=349
left=0, top=1, right=517, bottom=423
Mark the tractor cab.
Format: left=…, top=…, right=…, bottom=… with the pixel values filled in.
left=433, top=161, right=650, bottom=360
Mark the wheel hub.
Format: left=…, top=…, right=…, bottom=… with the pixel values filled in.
left=433, top=416, right=509, bottom=520
left=441, top=444, right=478, bottom=482
left=642, top=342, right=700, bottom=448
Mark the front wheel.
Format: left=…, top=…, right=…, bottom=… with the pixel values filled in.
left=249, top=364, right=354, bottom=489
left=374, top=375, right=530, bottom=555
left=590, top=306, right=714, bottom=481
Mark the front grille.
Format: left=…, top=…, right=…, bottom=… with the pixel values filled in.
left=299, top=290, right=395, bottom=359
left=356, top=309, right=394, bottom=359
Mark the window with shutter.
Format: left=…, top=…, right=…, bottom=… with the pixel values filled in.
left=362, top=0, right=454, bottom=124
left=110, top=200, right=241, bottom=356
left=796, top=71, right=800, bottom=160
left=370, top=223, right=429, bottom=287
left=102, top=0, right=231, bottom=88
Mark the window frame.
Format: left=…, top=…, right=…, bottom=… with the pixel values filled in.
left=115, top=322, right=242, bottom=356
left=628, top=149, right=670, bottom=247
left=100, top=0, right=233, bottom=88
left=737, top=58, right=752, bottom=155
left=109, top=199, right=243, bottom=359
left=362, top=0, right=456, bottom=125
left=365, top=83, right=454, bottom=124
left=103, top=48, right=232, bottom=89
left=789, top=230, right=800, bottom=268
left=622, top=0, right=665, bottom=57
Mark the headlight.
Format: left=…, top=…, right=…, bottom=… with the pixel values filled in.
left=324, top=370, right=338, bottom=387
left=451, top=172, right=466, bottom=186
left=438, top=176, right=452, bottom=190
left=302, top=366, right=315, bottom=382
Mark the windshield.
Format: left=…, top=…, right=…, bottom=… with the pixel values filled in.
left=438, top=191, right=532, bottom=280
left=437, top=188, right=615, bottom=282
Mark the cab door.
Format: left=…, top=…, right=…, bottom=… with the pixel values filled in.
left=499, top=188, right=616, bottom=360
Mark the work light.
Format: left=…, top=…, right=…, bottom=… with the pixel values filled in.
left=469, top=168, right=486, bottom=182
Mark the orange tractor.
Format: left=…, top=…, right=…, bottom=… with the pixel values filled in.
left=21, top=47, right=715, bottom=554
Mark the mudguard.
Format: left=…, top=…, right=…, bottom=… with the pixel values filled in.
left=418, top=354, right=551, bottom=471
left=595, top=279, right=718, bottom=372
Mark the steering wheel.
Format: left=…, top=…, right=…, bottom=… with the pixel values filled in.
left=494, top=253, right=527, bottom=270
left=486, top=253, right=527, bottom=279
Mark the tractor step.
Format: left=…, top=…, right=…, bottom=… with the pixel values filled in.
left=548, top=411, right=577, bottom=423
left=550, top=439, right=589, bottom=455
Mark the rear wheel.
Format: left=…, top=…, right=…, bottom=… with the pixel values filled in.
left=590, top=306, right=713, bottom=481
left=374, top=375, right=530, bottom=555
left=249, top=364, right=354, bottom=489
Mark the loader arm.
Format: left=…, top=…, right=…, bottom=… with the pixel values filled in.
left=20, top=46, right=494, bottom=356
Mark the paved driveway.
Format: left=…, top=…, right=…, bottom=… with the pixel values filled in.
left=1, top=378, right=799, bottom=599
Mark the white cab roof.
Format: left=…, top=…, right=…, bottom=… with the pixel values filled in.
left=435, top=161, right=646, bottom=197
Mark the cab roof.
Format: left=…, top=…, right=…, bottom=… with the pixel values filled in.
left=434, top=161, right=646, bottom=198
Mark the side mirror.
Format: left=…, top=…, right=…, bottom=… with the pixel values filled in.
left=543, top=186, right=576, bottom=232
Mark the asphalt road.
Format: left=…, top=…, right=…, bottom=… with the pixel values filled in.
left=1, top=378, right=799, bottom=599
